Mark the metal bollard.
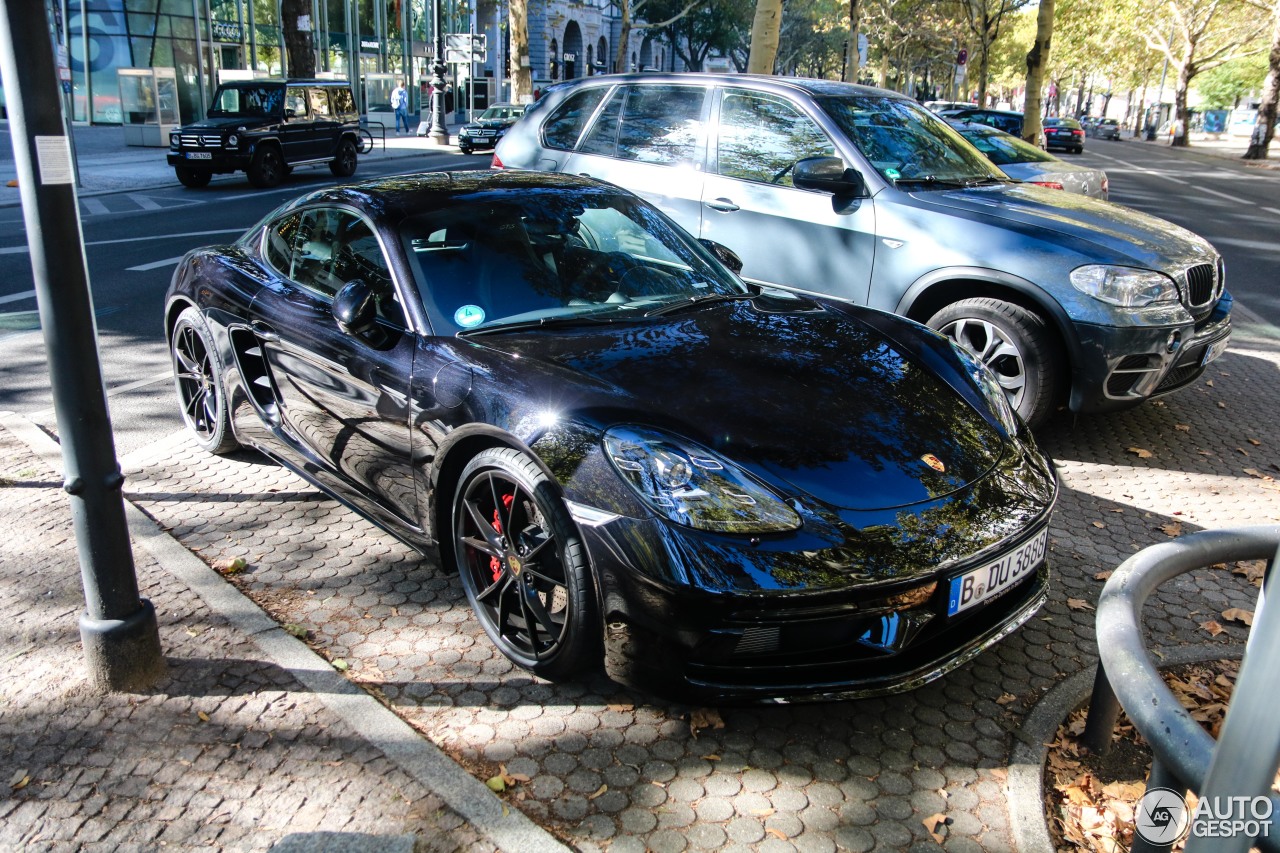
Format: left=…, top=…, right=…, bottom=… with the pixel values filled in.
left=1079, top=663, right=1121, bottom=756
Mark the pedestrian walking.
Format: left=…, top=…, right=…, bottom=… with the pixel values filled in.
left=391, top=79, right=410, bottom=135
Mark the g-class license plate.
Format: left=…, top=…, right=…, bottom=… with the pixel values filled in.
left=186, top=152, right=212, bottom=160
left=1201, top=334, right=1230, bottom=366
left=947, top=528, right=1048, bottom=616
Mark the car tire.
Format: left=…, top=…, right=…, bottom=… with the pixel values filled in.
left=170, top=307, right=240, bottom=455
left=452, top=447, right=600, bottom=680
left=247, top=146, right=285, bottom=188
left=175, top=166, right=212, bottom=189
left=329, top=139, right=358, bottom=178
left=928, top=298, right=1062, bottom=428
left=459, top=145, right=473, bottom=155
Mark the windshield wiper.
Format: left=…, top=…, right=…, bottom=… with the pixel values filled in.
left=457, top=314, right=616, bottom=337
left=895, top=175, right=984, bottom=189
left=642, top=293, right=751, bottom=318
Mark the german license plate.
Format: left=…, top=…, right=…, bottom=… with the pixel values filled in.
left=947, top=528, right=1048, bottom=616
left=1201, top=334, right=1230, bottom=366
left=186, top=152, right=212, bottom=160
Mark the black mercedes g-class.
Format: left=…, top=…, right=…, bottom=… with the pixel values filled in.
left=168, top=79, right=360, bottom=189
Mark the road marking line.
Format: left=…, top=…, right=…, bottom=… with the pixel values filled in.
left=1094, top=156, right=1191, bottom=184
left=128, top=194, right=163, bottom=211
left=1197, top=186, right=1252, bottom=203
left=1264, top=207, right=1280, bottom=217
left=26, top=369, right=175, bottom=421
left=0, top=227, right=246, bottom=255
left=128, top=256, right=186, bottom=272
left=0, top=289, right=36, bottom=305
left=81, top=198, right=109, bottom=216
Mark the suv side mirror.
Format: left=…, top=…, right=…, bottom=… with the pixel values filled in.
left=698, top=239, right=744, bottom=274
left=334, top=280, right=377, bottom=335
left=793, top=157, right=866, bottom=197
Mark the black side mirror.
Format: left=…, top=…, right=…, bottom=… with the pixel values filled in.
left=698, top=238, right=744, bottom=274
left=333, top=280, right=377, bottom=335
left=793, top=157, right=867, bottom=197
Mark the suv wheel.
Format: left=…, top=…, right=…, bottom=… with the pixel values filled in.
left=329, top=139, right=358, bottom=178
left=928, top=297, right=1062, bottom=428
left=247, top=146, right=285, bottom=188
left=175, top=166, right=212, bottom=189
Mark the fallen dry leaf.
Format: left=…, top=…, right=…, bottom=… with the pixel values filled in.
left=1222, top=608, right=1254, bottom=626
left=606, top=703, right=634, bottom=713
left=1175, top=423, right=1191, bottom=432
left=1160, top=522, right=1183, bottom=537
left=588, top=783, right=608, bottom=800
left=1206, top=380, right=1214, bottom=387
left=10, top=769, right=30, bottom=790
left=923, top=813, right=950, bottom=844
left=1094, top=570, right=1113, bottom=581
left=1091, top=521, right=1106, bottom=529
left=197, top=711, right=210, bottom=722
left=996, top=693, right=1017, bottom=705
left=1248, top=438, right=1261, bottom=446
left=1237, top=448, right=1250, bottom=456
left=1218, top=401, right=1227, bottom=409
left=766, top=828, right=788, bottom=840
left=1231, top=561, right=1266, bottom=586
left=1067, top=598, right=1094, bottom=611
left=220, top=556, right=247, bottom=574
left=485, top=775, right=506, bottom=793
left=752, top=807, right=776, bottom=817
left=689, top=707, right=725, bottom=738
left=1200, top=620, right=1224, bottom=637
left=702, top=754, right=722, bottom=761
left=1127, top=447, right=1154, bottom=459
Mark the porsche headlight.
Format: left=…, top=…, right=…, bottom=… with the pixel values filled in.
left=603, top=426, right=801, bottom=534
left=952, top=345, right=1020, bottom=434
left=1070, top=265, right=1179, bottom=307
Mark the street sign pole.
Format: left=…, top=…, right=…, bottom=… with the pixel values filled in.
left=0, top=0, right=165, bottom=691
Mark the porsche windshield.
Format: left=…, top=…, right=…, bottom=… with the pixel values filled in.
left=401, top=188, right=748, bottom=335
left=820, top=95, right=1007, bottom=186
left=208, top=86, right=284, bottom=118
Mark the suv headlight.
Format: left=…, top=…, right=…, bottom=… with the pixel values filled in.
left=1070, top=265, right=1179, bottom=307
left=169, top=131, right=180, bottom=146
left=951, top=345, right=1019, bottom=434
left=227, top=133, right=239, bottom=147
left=603, top=425, right=801, bottom=534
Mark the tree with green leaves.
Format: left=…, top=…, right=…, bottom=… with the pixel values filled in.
left=1022, top=0, right=1054, bottom=143
left=614, top=0, right=707, bottom=74
left=960, top=0, right=1034, bottom=106
left=1243, top=0, right=1280, bottom=158
left=747, top=0, right=785, bottom=72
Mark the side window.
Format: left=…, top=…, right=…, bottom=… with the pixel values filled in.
left=577, top=88, right=624, bottom=156
left=285, top=87, right=309, bottom=118
left=616, top=85, right=706, bottom=166
left=330, top=215, right=404, bottom=327
left=331, top=87, right=357, bottom=118
left=542, top=86, right=609, bottom=150
left=264, top=212, right=303, bottom=279
left=309, top=88, right=332, bottom=117
left=289, top=209, right=347, bottom=298
left=716, top=90, right=836, bottom=187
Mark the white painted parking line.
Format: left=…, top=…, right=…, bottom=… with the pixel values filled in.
left=1196, top=186, right=1252, bottom=203
left=1091, top=155, right=1191, bottom=184
left=1264, top=207, right=1280, bottom=217
left=81, top=197, right=109, bottom=216
left=127, top=256, right=186, bottom=272
left=0, top=289, right=36, bottom=305
left=0, top=227, right=246, bottom=256
left=128, top=194, right=163, bottom=211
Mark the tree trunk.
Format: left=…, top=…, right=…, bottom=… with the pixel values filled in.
left=976, top=38, right=991, bottom=106
left=1244, top=2, right=1280, bottom=160
left=878, top=51, right=889, bottom=88
left=510, top=0, right=532, bottom=99
left=281, top=0, right=316, bottom=78
left=746, top=0, right=783, bottom=74
left=843, top=0, right=860, bottom=83
left=1021, top=0, right=1054, bottom=146
left=615, top=0, right=633, bottom=73
left=1172, top=62, right=1192, bottom=147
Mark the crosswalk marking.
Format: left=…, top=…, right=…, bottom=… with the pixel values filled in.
left=82, top=197, right=109, bottom=216
left=127, top=193, right=163, bottom=211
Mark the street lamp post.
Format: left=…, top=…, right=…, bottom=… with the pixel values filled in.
left=425, top=0, right=450, bottom=145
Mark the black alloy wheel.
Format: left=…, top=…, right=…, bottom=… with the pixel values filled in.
left=452, top=447, right=599, bottom=679
left=247, top=146, right=285, bottom=188
left=175, top=166, right=212, bottom=188
left=329, top=139, right=358, bottom=178
left=170, top=307, right=239, bottom=454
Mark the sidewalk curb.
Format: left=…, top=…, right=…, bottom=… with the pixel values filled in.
left=0, top=410, right=568, bottom=853
left=1006, top=645, right=1245, bottom=852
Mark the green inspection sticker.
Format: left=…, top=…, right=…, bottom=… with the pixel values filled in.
left=454, top=305, right=485, bottom=328
left=885, top=168, right=901, bottom=179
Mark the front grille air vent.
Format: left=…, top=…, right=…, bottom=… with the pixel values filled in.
left=1184, top=263, right=1216, bottom=307
left=178, top=133, right=222, bottom=148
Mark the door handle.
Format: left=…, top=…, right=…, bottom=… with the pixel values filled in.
left=705, top=198, right=740, bottom=212
left=251, top=321, right=279, bottom=342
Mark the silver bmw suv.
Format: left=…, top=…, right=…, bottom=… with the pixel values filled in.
left=494, top=73, right=1231, bottom=427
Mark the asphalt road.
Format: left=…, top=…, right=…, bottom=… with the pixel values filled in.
left=0, top=153, right=476, bottom=458
left=0, top=140, right=1276, bottom=460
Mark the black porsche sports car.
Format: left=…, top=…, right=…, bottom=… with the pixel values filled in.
left=164, top=171, right=1057, bottom=702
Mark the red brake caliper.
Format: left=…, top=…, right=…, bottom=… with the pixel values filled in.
left=488, top=493, right=516, bottom=582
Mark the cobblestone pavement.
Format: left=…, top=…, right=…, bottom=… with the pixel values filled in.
left=4, top=332, right=1277, bottom=851
left=0, top=426, right=492, bottom=852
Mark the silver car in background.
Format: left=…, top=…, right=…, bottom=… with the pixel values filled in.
left=949, top=121, right=1109, bottom=199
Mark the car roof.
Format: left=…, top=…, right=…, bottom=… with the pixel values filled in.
left=218, top=79, right=352, bottom=88
left=282, top=170, right=617, bottom=220
left=541, top=72, right=907, bottom=102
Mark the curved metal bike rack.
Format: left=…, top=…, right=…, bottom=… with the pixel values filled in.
left=1084, top=525, right=1280, bottom=853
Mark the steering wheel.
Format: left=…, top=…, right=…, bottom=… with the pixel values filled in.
left=617, top=265, right=680, bottom=298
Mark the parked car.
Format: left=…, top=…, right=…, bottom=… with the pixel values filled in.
left=938, top=106, right=1045, bottom=148
left=167, top=79, right=361, bottom=189
left=1044, top=117, right=1086, bottom=153
left=164, top=171, right=1059, bottom=702
left=948, top=121, right=1109, bottom=199
left=924, top=100, right=975, bottom=113
left=495, top=73, right=1232, bottom=427
left=1089, top=118, right=1122, bottom=140
left=458, top=102, right=527, bottom=154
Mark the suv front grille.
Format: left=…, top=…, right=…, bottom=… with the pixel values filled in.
left=1184, top=263, right=1215, bottom=307
left=178, top=133, right=222, bottom=148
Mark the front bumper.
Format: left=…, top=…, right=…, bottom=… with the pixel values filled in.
left=167, top=149, right=250, bottom=172
left=1069, top=291, right=1232, bottom=414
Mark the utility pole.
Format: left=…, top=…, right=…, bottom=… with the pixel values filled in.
left=0, top=0, right=165, bottom=691
left=425, top=0, right=450, bottom=144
